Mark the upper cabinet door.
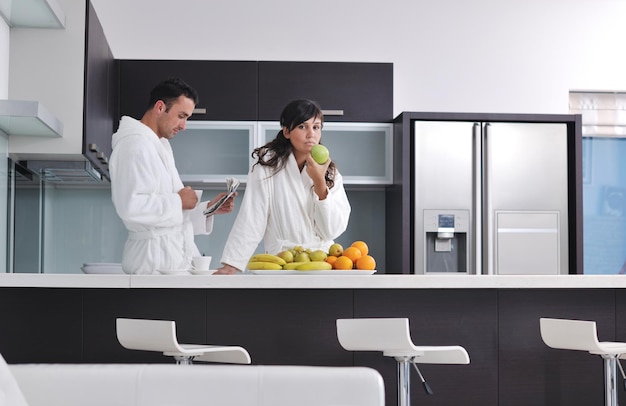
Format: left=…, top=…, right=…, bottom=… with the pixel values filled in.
left=258, top=62, right=393, bottom=123
left=117, top=60, right=258, bottom=121
left=83, top=1, right=115, bottom=179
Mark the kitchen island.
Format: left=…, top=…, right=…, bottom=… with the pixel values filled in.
left=1, top=273, right=625, bottom=406
left=1, top=272, right=625, bottom=288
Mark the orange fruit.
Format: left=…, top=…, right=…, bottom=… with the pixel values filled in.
left=325, top=255, right=338, bottom=267
left=342, top=246, right=362, bottom=264
left=356, top=255, right=376, bottom=270
left=334, top=256, right=353, bottom=270
left=351, top=241, right=369, bottom=256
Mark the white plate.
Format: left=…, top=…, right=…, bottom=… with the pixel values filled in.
left=81, top=264, right=124, bottom=274
left=157, top=269, right=191, bottom=275
left=249, top=269, right=377, bottom=275
left=83, top=262, right=122, bottom=267
left=189, top=269, right=214, bottom=275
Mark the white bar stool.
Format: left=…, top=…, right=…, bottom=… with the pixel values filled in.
left=540, top=317, right=626, bottom=406
left=336, top=318, right=470, bottom=406
left=116, top=318, right=251, bottom=365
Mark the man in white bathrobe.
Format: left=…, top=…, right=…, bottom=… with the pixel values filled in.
left=110, top=78, right=235, bottom=274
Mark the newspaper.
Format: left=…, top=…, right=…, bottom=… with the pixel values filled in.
left=203, top=177, right=240, bottom=216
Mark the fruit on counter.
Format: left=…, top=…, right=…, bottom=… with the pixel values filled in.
left=247, top=261, right=283, bottom=270
left=356, top=255, right=376, bottom=270
left=294, top=251, right=311, bottom=263
left=334, top=256, right=353, bottom=270
left=252, top=240, right=376, bottom=271
left=342, top=246, right=362, bottom=263
left=311, top=144, right=330, bottom=165
left=249, top=254, right=287, bottom=266
left=350, top=241, right=369, bottom=256
left=325, top=255, right=338, bottom=267
left=277, top=250, right=294, bottom=263
left=309, top=249, right=327, bottom=262
left=283, top=261, right=310, bottom=270
left=328, top=243, right=343, bottom=257
left=295, top=261, right=333, bottom=271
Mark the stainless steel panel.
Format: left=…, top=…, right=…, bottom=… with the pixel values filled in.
left=413, top=121, right=476, bottom=274
left=484, top=122, right=568, bottom=274
left=495, top=211, right=560, bottom=275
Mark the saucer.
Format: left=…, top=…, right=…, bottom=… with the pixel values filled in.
left=189, top=269, right=213, bottom=275
left=157, top=269, right=190, bottom=275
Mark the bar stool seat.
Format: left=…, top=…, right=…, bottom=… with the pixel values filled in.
left=116, top=318, right=251, bottom=365
left=337, top=318, right=469, bottom=406
left=540, top=317, right=626, bottom=406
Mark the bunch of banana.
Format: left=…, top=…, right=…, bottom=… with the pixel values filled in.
left=247, top=254, right=287, bottom=270
left=294, top=261, right=332, bottom=271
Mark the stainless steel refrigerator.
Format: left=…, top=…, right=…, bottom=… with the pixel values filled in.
left=413, top=120, right=569, bottom=275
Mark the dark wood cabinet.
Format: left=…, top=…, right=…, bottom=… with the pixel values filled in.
left=83, top=0, right=116, bottom=180
left=116, top=60, right=258, bottom=121
left=3, top=286, right=623, bottom=405
left=0, top=288, right=83, bottom=364
left=116, top=60, right=393, bottom=124
left=258, top=61, right=393, bottom=122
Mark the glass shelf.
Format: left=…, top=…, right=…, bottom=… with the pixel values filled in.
left=0, top=0, right=65, bottom=28
left=0, top=100, right=63, bottom=137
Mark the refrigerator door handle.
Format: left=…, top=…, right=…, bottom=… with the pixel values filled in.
left=482, top=122, right=492, bottom=275
left=472, top=122, right=483, bottom=275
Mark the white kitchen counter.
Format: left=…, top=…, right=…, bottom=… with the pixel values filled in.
left=1, top=273, right=626, bottom=289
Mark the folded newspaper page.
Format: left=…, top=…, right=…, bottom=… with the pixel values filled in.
left=203, top=177, right=240, bottom=216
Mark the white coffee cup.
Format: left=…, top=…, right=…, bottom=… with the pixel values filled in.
left=194, top=190, right=203, bottom=204
left=192, top=256, right=212, bottom=270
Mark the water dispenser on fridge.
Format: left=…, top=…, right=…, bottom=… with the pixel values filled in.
left=424, top=210, right=469, bottom=273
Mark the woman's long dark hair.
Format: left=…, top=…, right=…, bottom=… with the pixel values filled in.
left=252, top=99, right=337, bottom=189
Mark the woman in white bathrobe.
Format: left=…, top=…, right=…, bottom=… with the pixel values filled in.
left=110, top=78, right=235, bottom=274
left=217, top=99, right=351, bottom=274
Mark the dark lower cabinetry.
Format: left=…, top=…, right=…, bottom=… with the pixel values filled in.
left=498, top=289, right=616, bottom=406
left=0, top=288, right=83, bottom=363
left=2, top=287, right=622, bottom=405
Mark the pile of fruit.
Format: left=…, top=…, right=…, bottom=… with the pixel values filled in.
left=246, top=241, right=376, bottom=271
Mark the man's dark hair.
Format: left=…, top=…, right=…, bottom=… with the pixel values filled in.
left=147, top=77, right=199, bottom=112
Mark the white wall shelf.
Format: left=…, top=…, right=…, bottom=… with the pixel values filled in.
left=0, top=0, right=65, bottom=28
left=0, top=100, right=63, bottom=137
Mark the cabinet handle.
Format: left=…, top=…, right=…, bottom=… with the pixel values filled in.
left=89, top=143, right=99, bottom=152
left=96, top=152, right=108, bottom=164
left=193, top=108, right=207, bottom=115
left=322, top=109, right=344, bottom=116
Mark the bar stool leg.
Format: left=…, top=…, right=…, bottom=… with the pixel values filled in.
left=173, top=355, right=193, bottom=365
left=602, top=355, right=619, bottom=406
left=397, top=356, right=411, bottom=406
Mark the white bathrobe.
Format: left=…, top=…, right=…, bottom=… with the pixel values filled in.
left=109, top=116, right=213, bottom=274
left=221, top=154, right=351, bottom=271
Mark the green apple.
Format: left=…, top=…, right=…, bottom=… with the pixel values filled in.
left=311, top=144, right=329, bottom=165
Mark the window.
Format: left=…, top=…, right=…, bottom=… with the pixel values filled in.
left=570, top=91, right=626, bottom=274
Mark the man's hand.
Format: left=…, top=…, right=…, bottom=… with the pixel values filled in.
left=178, top=186, right=198, bottom=209
left=206, top=191, right=238, bottom=214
